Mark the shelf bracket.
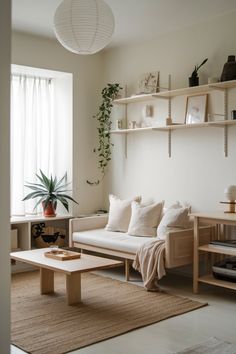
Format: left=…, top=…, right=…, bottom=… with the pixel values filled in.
left=224, top=125, right=228, bottom=157
left=168, top=129, right=172, bottom=158
left=168, top=75, right=172, bottom=158
left=168, top=74, right=172, bottom=118
left=223, top=88, right=228, bottom=157
left=124, top=84, right=128, bottom=158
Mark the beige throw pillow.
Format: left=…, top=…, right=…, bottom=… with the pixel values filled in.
left=127, top=201, right=164, bottom=237
left=157, top=207, right=190, bottom=240
left=106, top=195, right=141, bottom=232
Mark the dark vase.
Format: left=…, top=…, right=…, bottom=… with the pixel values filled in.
left=189, top=76, right=199, bottom=87
left=220, top=55, right=236, bottom=82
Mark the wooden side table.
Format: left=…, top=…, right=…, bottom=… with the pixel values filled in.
left=220, top=201, right=236, bottom=213
left=192, top=212, right=236, bottom=294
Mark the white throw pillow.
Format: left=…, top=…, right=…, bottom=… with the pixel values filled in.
left=157, top=207, right=190, bottom=240
left=127, top=201, right=164, bottom=237
left=163, top=201, right=191, bottom=214
left=106, top=195, right=141, bottom=232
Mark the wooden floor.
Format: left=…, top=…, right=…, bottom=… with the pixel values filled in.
left=12, top=267, right=236, bottom=354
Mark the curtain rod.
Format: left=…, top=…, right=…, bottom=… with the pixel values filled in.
left=11, top=73, right=53, bottom=82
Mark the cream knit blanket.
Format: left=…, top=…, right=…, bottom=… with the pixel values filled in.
left=133, top=239, right=166, bottom=291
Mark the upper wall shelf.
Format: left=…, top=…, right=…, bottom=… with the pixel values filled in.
left=113, top=93, right=156, bottom=104
left=113, top=79, right=236, bottom=104
left=153, top=84, right=209, bottom=98
left=208, top=80, right=236, bottom=90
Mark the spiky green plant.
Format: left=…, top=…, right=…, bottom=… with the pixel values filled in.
left=23, top=170, right=78, bottom=212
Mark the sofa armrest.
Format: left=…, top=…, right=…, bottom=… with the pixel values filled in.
left=69, top=215, right=109, bottom=247
left=165, top=225, right=213, bottom=268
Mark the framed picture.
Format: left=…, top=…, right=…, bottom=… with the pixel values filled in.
left=138, top=71, right=159, bottom=94
left=185, top=94, right=208, bottom=124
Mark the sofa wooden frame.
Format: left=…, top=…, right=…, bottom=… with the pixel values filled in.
left=69, top=215, right=214, bottom=281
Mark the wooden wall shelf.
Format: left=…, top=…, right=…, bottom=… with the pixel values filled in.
left=153, top=84, right=210, bottom=98
left=113, top=80, right=236, bottom=105
left=110, top=127, right=153, bottom=134
left=112, top=79, right=236, bottom=157
left=110, top=120, right=236, bottom=134
left=113, top=93, right=156, bottom=104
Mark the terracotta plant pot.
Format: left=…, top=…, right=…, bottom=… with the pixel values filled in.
left=42, top=201, right=57, bottom=217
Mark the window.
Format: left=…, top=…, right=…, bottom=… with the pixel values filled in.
left=11, top=65, right=72, bottom=216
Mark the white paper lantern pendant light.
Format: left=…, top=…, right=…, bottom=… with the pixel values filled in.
left=53, top=0, right=114, bottom=55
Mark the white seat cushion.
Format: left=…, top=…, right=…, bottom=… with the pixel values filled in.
left=72, top=228, right=152, bottom=254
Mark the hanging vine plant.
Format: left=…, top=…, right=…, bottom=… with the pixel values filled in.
left=87, top=83, right=122, bottom=186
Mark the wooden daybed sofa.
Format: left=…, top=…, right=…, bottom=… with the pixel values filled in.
left=69, top=215, right=213, bottom=281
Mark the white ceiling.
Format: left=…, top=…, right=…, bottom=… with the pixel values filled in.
left=12, top=0, right=236, bottom=48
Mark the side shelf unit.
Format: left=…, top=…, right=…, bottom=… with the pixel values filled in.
left=198, top=244, right=236, bottom=291
left=192, top=212, right=236, bottom=294
left=11, top=214, right=72, bottom=272
left=112, top=79, right=236, bottom=157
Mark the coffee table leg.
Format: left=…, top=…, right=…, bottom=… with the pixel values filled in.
left=66, top=273, right=81, bottom=305
left=40, top=268, right=54, bottom=294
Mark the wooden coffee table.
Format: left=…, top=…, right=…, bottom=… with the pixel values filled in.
left=10, top=248, right=123, bottom=305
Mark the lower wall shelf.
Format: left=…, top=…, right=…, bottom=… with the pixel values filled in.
left=110, top=127, right=153, bottom=134
left=111, top=120, right=236, bottom=158
left=111, top=120, right=236, bottom=135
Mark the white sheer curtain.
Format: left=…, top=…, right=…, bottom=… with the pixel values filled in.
left=11, top=75, right=56, bottom=216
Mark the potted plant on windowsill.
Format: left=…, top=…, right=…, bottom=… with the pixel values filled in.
left=23, top=170, right=78, bottom=217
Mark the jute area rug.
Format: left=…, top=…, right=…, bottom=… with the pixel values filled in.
left=12, top=271, right=207, bottom=354
left=175, top=337, right=236, bottom=354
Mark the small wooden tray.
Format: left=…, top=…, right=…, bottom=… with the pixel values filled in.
left=44, top=250, right=81, bottom=261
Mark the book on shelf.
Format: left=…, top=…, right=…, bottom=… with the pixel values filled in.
left=209, top=240, right=236, bottom=248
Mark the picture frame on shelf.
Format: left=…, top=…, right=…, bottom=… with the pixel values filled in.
left=137, top=71, right=159, bottom=94
left=185, top=94, right=208, bottom=124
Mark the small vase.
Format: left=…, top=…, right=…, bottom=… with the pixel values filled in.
left=189, top=76, right=199, bottom=87
left=220, top=55, right=236, bottom=82
left=42, top=201, right=57, bottom=217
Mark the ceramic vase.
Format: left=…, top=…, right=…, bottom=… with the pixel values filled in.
left=220, top=55, right=236, bottom=82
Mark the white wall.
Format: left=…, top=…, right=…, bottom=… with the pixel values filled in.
left=12, top=32, right=105, bottom=215
left=0, top=1, right=11, bottom=352
left=102, top=10, right=236, bottom=212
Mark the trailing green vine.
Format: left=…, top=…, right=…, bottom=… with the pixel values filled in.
left=87, top=83, right=122, bottom=186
